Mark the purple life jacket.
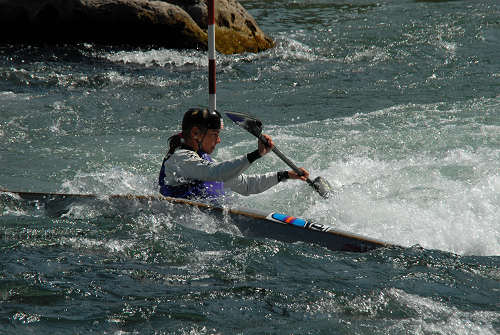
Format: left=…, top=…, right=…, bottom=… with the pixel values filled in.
left=159, top=150, right=225, bottom=199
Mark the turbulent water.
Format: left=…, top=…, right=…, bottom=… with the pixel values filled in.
left=1, top=0, right=499, bottom=334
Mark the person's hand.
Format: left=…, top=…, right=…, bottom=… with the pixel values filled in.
left=288, top=168, right=309, bottom=181
left=258, top=134, right=274, bottom=156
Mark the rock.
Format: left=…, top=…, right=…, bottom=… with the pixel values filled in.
left=169, top=0, right=274, bottom=54
left=0, top=0, right=274, bottom=54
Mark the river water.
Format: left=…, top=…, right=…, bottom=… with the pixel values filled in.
left=1, top=0, right=499, bottom=334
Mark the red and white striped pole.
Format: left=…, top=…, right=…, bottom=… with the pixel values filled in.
left=208, top=0, right=216, bottom=112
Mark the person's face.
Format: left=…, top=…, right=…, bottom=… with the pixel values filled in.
left=200, top=128, right=221, bottom=154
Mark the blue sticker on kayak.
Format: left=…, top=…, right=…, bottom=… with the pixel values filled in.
left=270, top=213, right=307, bottom=228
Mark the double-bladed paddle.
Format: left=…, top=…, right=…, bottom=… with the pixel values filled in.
left=225, top=111, right=332, bottom=199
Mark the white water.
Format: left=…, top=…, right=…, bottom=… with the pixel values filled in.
left=47, top=97, right=500, bottom=257
left=2, top=42, right=499, bottom=258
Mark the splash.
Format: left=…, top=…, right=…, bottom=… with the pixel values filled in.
left=294, top=99, right=500, bottom=256
left=59, top=167, right=155, bottom=196
left=102, top=49, right=207, bottom=68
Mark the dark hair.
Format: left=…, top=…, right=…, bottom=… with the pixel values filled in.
left=167, top=108, right=222, bottom=156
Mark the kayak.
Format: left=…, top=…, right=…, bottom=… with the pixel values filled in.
left=0, top=189, right=397, bottom=252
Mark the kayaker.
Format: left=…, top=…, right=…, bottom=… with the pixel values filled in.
left=158, top=108, right=309, bottom=199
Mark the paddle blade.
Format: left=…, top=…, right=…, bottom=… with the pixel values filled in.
left=311, top=176, right=333, bottom=199
left=225, top=111, right=263, bottom=137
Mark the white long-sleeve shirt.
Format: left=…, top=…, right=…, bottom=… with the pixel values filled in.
left=160, top=149, right=280, bottom=196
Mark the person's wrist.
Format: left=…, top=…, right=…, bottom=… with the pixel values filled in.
left=247, top=150, right=261, bottom=163
left=277, top=170, right=290, bottom=182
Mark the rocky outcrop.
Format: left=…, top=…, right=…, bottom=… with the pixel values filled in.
left=170, top=0, right=274, bottom=54
left=0, top=0, right=274, bottom=54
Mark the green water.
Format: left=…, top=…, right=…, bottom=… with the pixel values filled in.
left=1, top=0, right=499, bottom=333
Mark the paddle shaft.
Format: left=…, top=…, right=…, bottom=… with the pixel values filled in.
left=224, top=110, right=332, bottom=198
left=257, top=134, right=316, bottom=185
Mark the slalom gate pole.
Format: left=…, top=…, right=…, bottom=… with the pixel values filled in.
left=208, top=0, right=216, bottom=112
